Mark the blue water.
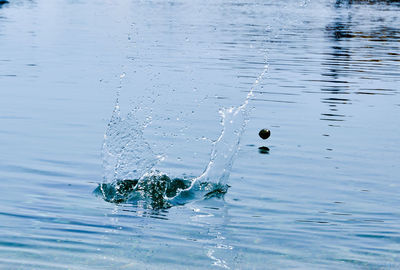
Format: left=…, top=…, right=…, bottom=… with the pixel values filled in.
left=1, top=0, right=400, bottom=269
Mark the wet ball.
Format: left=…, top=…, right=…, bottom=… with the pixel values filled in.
left=258, top=129, right=270, bottom=140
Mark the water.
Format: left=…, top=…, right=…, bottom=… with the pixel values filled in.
left=1, top=0, right=400, bottom=269
left=97, top=57, right=266, bottom=209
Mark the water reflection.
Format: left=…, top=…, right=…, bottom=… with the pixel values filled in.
left=121, top=207, right=170, bottom=221
left=258, top=146, right=270, bottom=154
left=0, top=1, right=9, bottom=8
left=321, top=0, right=400, bottom=124
left=336, top=0, right=400, bottom=7
left=322, top=12, right=353, bottom=124
left=1, top=0, right=399, bottom=268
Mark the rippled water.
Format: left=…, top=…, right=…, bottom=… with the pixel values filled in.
left=1, top=0, right=400, bottom=269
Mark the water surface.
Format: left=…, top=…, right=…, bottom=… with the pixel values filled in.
left=0, top=0, right=399, bottom=269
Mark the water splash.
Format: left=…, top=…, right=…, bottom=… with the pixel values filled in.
left=101, top=97, right=160, bottom=182
left=94, top=171, right=228, bottom=209
left=193, top=65, right=268, bottom=186
left=97, top=62, right=268, bottom=209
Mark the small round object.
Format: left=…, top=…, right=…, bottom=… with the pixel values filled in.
left=258, top=129, right=271, bottom=140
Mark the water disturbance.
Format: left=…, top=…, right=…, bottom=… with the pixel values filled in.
left=95, top=63, right=268, bottom=209
left=1, top=0, right=400, bottom=268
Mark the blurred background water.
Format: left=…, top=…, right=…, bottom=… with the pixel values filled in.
left=0, top=0, right=399, bottom=269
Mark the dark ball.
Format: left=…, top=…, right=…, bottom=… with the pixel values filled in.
left=258, top=129, right=270, bottom=140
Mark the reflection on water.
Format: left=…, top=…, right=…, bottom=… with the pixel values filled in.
left=0, top=0, right=400, bottom=269
left=336, top=0, right=400, bottom=7
left=258, top=146, right=270, bottom=154
left=321, top=0, right=400, bottom=124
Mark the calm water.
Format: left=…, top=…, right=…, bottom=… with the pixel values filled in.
left=1, top=0, right=400, bottom=269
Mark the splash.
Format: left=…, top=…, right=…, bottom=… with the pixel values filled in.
left=193, top=66, right=268, bottom=186
left=97, top=63, right=268, bottom=209
left=93, top=171, right=228, bottom=209
left=101, top=97, right=160, bottom=182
